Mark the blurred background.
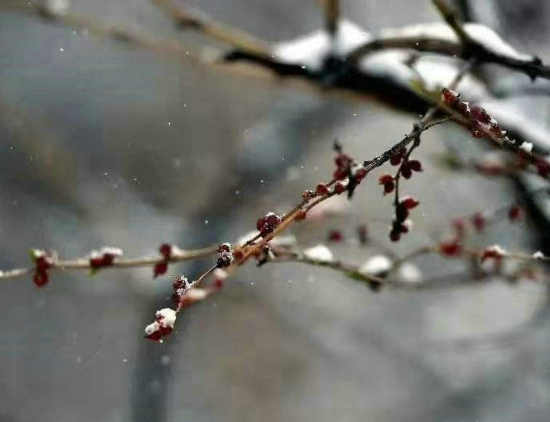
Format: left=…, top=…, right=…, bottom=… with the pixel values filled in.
left=1, top=0, right=550, bottom=421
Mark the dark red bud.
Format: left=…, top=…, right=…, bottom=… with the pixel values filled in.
left=400, top=164, right=412, bottom=179
left=439, top=240, right=462, bottom=256
left=295, top=210, right=307, bottom=221
left=328, top=230, right=343, bottom=242
left=508, top=205, right=522, bottom=221
left=316, top=184, right=329, bottom=195
left=408, top=160, right=422, bottom=172
left=334, top=182, right=346, bottom=194
left=159, top=243, right=172, bottom=259
left=472, top=212, right=485, bottom=232
left=401, top=197, right=419, bottom=209
left=471, top=105, right=491, bottom=124
left=355, top=168, right=367, bottom=181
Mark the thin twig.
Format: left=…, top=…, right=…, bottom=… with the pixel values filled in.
left=321, top=0, right=340, bottom=36
left=151, top=0, right=271, bottom=57
left=0, top=245, right=218, bottom=281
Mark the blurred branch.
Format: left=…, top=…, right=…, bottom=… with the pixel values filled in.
left=151, top=0, right=271, bottom=57
left=348, top=1, right=550, bottom=82
left=4, top=1, right=202, bottom=61
left=432, top=0, right=549, bottom=81
left=432, top=0, right=472, bottom=44
left=320, top=0, right=340, bottom=36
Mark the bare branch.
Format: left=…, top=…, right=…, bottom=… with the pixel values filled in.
left=151, top=0, right=271, bottom=57
left=320, top=0, right=340, bottom=36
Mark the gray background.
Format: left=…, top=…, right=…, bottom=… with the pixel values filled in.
left=1, top=1, right=550, bottom=421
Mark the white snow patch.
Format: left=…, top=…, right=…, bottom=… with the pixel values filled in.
left=359, top=255, right=392, bottom=276
left=380, top=22, right=532, bottom=62
left=520, top=142, right=533, bottom=153
left=396, top=263, right=422, bottom=284
left=156, top=308, right=176, bottom=328
left=90, top=246, right=123, bottom=258
left=273, top=20, right=372, bottom=71
left=304, top=245, right=334, bottom=262
left=270, top=234, right=297, bottom=248
left=185, top=288, right=209, bottom=301
left=485, top=244, right=507, bottom=256
left=45, top=0, right=70, bottom=15
left=213, top=268, right=229, bottom=281
left=144, top=321, right=160, bottom=335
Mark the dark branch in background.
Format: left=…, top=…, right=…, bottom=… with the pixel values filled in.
left=455, top=0, right=474, bottom=22
left=347, top=0, right=550, bottom=82
left=431, top=0, right=548, bottom=81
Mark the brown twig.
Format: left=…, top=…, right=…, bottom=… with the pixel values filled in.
left=0, top=245, right=219, bottom=281
left=321, top=0, right=340, bottom=36
left=151, top=0, right=271, bottom=57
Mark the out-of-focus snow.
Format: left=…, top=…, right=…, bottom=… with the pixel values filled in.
left=359, top=255, right=392, bottom=276
left=381, top=22, right=533, bottom=62
left=273, top=20, right=372, bottom=71
left=303, top=244, right=335, bottom=262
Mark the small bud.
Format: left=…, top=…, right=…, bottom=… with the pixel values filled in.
left=154, top=261, right=168, bottom=278
left=145, top=308, right=177, bottom=343
left=354, top=167, right=368, bottom=181
left=216, top=243, right=234, bottom=268
left=89, top=246, right=123, bottom=269
left=316, top=183, right=329, bottom=195
left=400, top=163, right=412, bottom=179
left=535, top=158, right=550, bottom=177
left=295, top=210, right=307, bottom=221
left=357, top=224, right=368, bottom=245
left=378, top=174, right=394, bottom=195
left=441, top=88, right=459, bottom=106
left=508, top=205, right=522, bottom=222
left=159, top=243, right=172, bottom=259
left=256, top=212, right=282, bottom=236
left=408, top=160, right=422, bottom=172
left=471, top=212, right=485, bottom=232
left=31, top=249, right=55, bottom=287
left=439, top=239, right=462, bottom=257
left=452, top=218, right=466, bottom=238
left=389, top=229, right=400, bottom=242
left=334, top=182, right=346, bottom=194
left=400, top=196, right=419, bottom=210
left=328, top=230, right=343, bottom=242
left=470, top=105, right=491, bottom=124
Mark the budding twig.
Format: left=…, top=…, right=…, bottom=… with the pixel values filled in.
left=0, top=245, right=218, bottom=281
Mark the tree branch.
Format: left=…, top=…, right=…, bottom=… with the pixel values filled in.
left=151, top=0, right=271, bottom=57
